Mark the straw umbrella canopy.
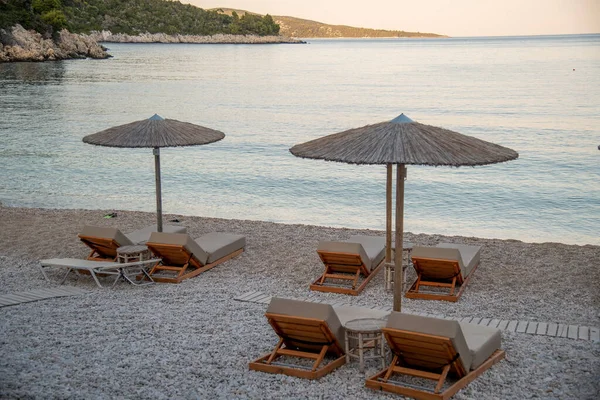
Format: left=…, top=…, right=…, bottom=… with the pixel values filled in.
left=290, top=114, right=518, bottom=311
left=83, top=114, right=225, bottom=232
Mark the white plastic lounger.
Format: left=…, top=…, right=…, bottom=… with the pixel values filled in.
left=40, top=258, right=160, bottom=288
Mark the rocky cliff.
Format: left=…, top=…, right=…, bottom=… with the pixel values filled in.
left=89, top=31, right=304, bottom=44
left=0, top=25, right=110, bottom=62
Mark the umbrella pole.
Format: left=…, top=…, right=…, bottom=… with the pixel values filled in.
left=386, top=164, right=392, bottom=264
left=153, top=147, right=163, bottom=233
left=393, top=164, right=405, bottom=312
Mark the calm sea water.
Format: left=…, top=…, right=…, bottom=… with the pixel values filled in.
left=1, top=35, right=599, bottom=245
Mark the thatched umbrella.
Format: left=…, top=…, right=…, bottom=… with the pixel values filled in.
left=83, top=114, right=225, bottom=232
left=290, top=113, right=518, bottom=311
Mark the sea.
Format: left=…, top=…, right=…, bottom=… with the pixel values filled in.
left=0, top=34, right=598, bottom=245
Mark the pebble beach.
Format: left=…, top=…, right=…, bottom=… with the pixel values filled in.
left=0, top=205, right=598, bottom=399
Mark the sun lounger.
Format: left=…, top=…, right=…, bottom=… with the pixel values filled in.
left=310, top=235, right=385, bottom=295
left=78, top=224, right=186, bottom=261
left=405, top=243, right=481, bottom=302
left=365, top=312, right=504, bottom=399
left=143, top=231, right=246, bottom=283
left=39, top=258, right=159, bottom=288
left=249, top=297, right=347, bottom=380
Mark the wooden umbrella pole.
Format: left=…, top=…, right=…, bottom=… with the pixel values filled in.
left=393, top=164, right=405, bottom=312
left=153, top=147, right=163, bottom=233
left=386, top=164, right=392, bottom=264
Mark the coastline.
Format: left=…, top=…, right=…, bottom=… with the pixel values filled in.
left=0, top=204, right=598, bottom=398
left=90, top=31, right=305, bottom=44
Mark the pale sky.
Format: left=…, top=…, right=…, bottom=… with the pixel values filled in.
left=181, top=0, right=600, bottom=37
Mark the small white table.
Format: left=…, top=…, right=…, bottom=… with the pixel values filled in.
left=344, top=318, right=388, bottom=373
left=115, top=245, right=155, bottom=285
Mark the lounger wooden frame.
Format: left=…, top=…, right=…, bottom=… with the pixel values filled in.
left=310, top=250, right=384, bottom=296
left=249, top=313, right=346, bottom=380
left=405, top=257, right=479, bottom=302
left=365, top=328, right=505, bottom=400
left=78, top=234, right=120, bottom=261
left=143, top=243, right=243, bottom=284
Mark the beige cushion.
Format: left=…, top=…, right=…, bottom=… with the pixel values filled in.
left=317, top=241, right=372, bottom=270
left=459, top=322, right=501, bottom=369
left=125, top=224, right=186, bottom=245
left=386, top=312, right=472, bottom=371
left=148, top=232, right=209, bottom=265
left=346, top=235, right=385, bottom=270
left=197, top=232, right=246, bottom=263
left=412, top=246, right=467, bottom=279
left=333, top=305, right=390, bottom=326
left=79, top=226, right=134, bottom=247
left=267, top=297, right=345, bottom=348
left=436, top=243, right=481, bottom=277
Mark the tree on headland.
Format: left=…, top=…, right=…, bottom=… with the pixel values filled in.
left=1, top=0, right=67, bottom=37
left=1, top=0, right=281, bottom=37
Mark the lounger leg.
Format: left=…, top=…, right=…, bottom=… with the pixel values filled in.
left=449, top=277, right=457, bottom=296
left=414, top=275, right=422, bottom=292
left=59, top=268, right=75, bottom=285
left=434, top=364, right=451, bottom=394
left=266, top=338, right=284, bottom=364
left=352, top=269, right=361, bottom=290
left=312, top=345, right=329, bottom=372
left=382, top=354, right=399, bottom=382
left=39, top=265, right=50, bottom=282
left=88, top=270, right=105, bottom=288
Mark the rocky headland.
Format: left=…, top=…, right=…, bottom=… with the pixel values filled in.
left=0, top=25, right=305, bottom=62
left=0, top=25, right=110, bottom=62
left=89, top=30, right=305, bottom=44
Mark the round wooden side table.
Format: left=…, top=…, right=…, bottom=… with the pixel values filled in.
left=344, top=318, right=388, bottom=373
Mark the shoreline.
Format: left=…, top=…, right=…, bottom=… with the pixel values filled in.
left=0, top=204, right=598, bottom=398
left=2, top=203, right=595, bottom=247
left=90, top=31, right=305, bottom=44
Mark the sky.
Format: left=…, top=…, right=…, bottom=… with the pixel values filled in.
left=181, top=0, right=600, bottom=37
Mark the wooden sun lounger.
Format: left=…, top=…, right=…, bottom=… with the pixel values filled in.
left=405, top=243, right=481, bottom=302
left=365, top=312, right=504, bottom=400
left=78, top=225, right=186, bottom=262
left=310, top=235, right=385, bottom=296
left=249, top=297, right=346, bottom=380
left=39, top=258, right=159, bottom=288
left=143, top=231, right=246, bottom=283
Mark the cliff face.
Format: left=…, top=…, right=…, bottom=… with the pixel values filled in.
left=0, top=25, right=111, bottom=63
left=89, top=31, right=304, bottom=44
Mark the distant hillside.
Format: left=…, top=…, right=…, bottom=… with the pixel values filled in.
left=214, top=8, right=445, bottom=38
left=0, top=0, right=279, bottom=37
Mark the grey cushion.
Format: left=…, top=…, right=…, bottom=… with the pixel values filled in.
left=459, top=322, right=501, bottom=370
left=79, top=226, right=134, bottom=247
left=386, top=312, right=472, bottom=371
left=267, top=297, right=345, bottom=348
left=333, top=305, right=390, bottom=326
left=317, top=241, right=372, bottom=270
left=411, top=246, right=468, bottom=279
left=346, top=235, right=386, bottom=270
left=436, top=243, right=481, bottom=277
left=125, top=224, right=186, bottom=245
left=148, top=232, right=209, bottom=265
left=196, top=232, right=246, bottom=263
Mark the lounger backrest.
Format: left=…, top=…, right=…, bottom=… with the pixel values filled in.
left=436, top=243, right=481, bottom=278
left=146, top=232, right=209, bottom=266
left=411, top=246, right=466, bottom=281
left=384, top=312, right=472, bottom=375
left=78, top=225, right=134, bottom=258
left=317, top=241, right=372, bottom=272
left=346, top=235, right=386, bottom=270
left=266, top=297, right=345, bottom=355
